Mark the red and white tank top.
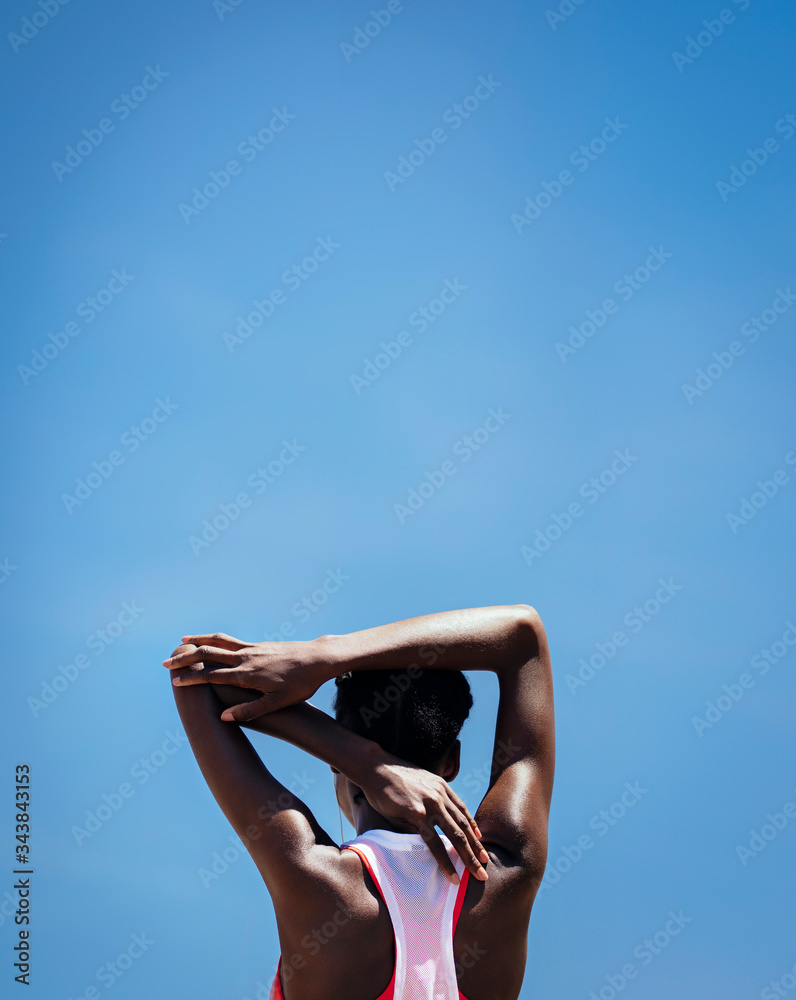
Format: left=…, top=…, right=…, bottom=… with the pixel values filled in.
left=269, top=828, right=472, bottom=1000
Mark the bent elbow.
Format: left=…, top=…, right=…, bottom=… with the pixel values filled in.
left=511, top=605, right=543, bottom=656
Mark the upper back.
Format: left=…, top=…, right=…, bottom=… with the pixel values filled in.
left=341, top=829, right=468, bottom=999
left=271, top=832, right=539, bottom=1000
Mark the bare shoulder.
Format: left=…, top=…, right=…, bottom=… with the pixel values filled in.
left=269, top=845, right=395, bottom=1000
left=454, top=844, right=540, bottom=1000
left=271, top=843, right=385, bottom=928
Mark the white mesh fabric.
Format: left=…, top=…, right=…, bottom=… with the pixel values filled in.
left=342, top=829, right=465, bottom=1000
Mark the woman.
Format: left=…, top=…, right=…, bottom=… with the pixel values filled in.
left=164, top=603, right=555, bottom=1000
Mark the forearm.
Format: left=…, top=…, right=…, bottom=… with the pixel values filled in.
left=211, top=683, right=389, bottom=786
left=317, top=604, right=538, bottom=682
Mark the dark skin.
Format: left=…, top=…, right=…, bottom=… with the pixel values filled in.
left=166, top=604, right=555, bottom=1000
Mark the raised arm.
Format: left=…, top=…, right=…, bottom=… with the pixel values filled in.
left=315, top=604, right=555, bottom=880
left=167, top=605, right=554, bottom=881
left=208, top=684, right=489, bottom=883
left=168, top=645, right=342, bottom=912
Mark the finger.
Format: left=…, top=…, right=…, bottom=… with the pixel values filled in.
left=169, top=643, right=197, bottom=659
left=180, top=632, right=250, bottom=651
left=220, top=695, right=273, bottom=723
left=416, top=819, right=459, bottom=885
left=435, top=805, right=488, bottom=881
left=444, top=797, right=489, bottom=867
left=171, top=666, right=245, bottom=687
left=162, top=646, right=239, bottom=669
left=445, top=787, right=484, bottom=842
left=445, top=791, right=488, bottom=861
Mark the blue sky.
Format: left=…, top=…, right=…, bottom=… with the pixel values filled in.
left=1, top=0, right=794, bottom=997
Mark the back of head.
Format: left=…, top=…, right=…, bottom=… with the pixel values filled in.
left=332, top=668, right=473, bottom=771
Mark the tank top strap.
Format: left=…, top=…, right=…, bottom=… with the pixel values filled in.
left=342, top=830, right=467, bottom=999
left=341, top=844, right=397, bottom=998
left=270, top=834, right=471, bottom=1000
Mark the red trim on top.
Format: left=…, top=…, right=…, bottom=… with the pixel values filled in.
left=452, top=869, right=472, bottom=1000
left=343, top=845, right=387, bottom=906
left=270, top=848, right=471, bottom=1000
left=452, top=868, right=470, bottom=933
left=341, top=846, right=396, bottom=1000
left=271, top=955, right=284, bottom=1000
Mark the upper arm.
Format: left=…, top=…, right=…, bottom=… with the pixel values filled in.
left=170, top=662, right=337, bottom=906
left=472, top=605, right=555, bottom=881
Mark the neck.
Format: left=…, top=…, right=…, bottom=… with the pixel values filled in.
left=355, top=805, right=405, bottom=837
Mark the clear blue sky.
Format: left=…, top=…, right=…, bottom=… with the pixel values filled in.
left=2, top=0, right=794, bottom=997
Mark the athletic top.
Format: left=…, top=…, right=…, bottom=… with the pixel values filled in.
left=268, top=828, right=472, bottom=1000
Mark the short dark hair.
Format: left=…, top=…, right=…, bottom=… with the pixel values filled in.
left=332, top=668, right=473, bottom=771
